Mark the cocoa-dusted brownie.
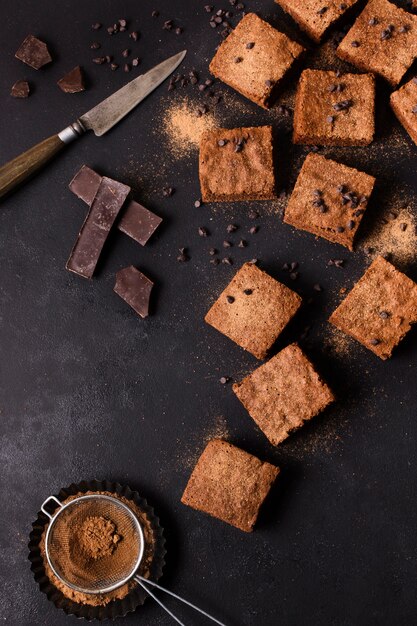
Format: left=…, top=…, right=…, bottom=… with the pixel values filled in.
left=205, top=262, right=302, bottom=359
left=329, top=256, right=417, bottom=359
left=390, top=77, right=417, bottom=146
left=181, top=439, right=279, bottom=532
left=209, top=13, right=304, bottom=109
left=199, top=126, right=275, bottom=202
left=284, top=153, right=376, bottom=250
left=233, top=343, right=334, bottom=446
left=275, top=0, right=359, bottom=43
left=337, top=0, right=417, bottom=87
left=293, top=69, right=375, bottom=146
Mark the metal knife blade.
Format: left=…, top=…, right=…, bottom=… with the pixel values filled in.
left=79, top=50, right=187, bottom=136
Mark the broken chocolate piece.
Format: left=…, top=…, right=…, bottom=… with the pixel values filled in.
left=69, top=165, right=162, bottom=246
left=10, top=80, right=30, bottom=98
left=114, top=266, right=153, bottom=318
left=68, top=165, right=101, bottom=205
left=57, top=66, right=85, bottom=93
left=66, top=177, right=130, bottom=278
left=118, top=200, right=162, bottom=246
left=15, top=35, right=52, bottom=70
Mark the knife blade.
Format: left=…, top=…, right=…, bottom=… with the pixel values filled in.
left=0, top=50, right=186, bottom=199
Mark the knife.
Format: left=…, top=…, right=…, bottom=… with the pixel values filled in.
left=0, top=50, right=186, bottom=200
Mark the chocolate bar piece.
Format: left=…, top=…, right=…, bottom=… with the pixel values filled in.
left=69, top=165, right=162, bottom=246
left=57, top=66, right=85, bottom=93
left=15, top=35, right=52, bottom=70
left=10, top=80, right=30, bottom=98
left=118, top=201, right=162, bottom=246
left=114, top=266, right=153, bottom=318
left=66, top=177, right=130, bottom=279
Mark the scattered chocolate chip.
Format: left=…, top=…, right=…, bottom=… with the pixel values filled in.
left=327, top=115, right=335, bottom=123
left=175, top=27, right=183, bottom=35
left=347, top=220, right=355, bottom=230
left=92, top=23, right=102, bottom=30
left=223, top=240, right=232, bottom=248
left=209, top=247, right=217, bottom=256
left=218, top=139, right=227, bottom=147
left=177, top=248, right=189, bottom=262
left=399, top=24, right=409, bottom=33
left=333, top=99, right=353, bottom=111
left=290, top=262, right=299, bottom=271
left=248, top=209, right=259, bottom=220
left=248, top=258, right=258, bottom=265
left=243, top=288, right=253, bottom=295
left=381, top=28, right=392, bottom=40
left=11, top=80, right=30, bottom=98
left=198, top=227, right=209, bottom=237
left=205, top=5, right=214, bottom=12
left=152, top=10, right=160, bottom=17
left=379, top=310, right=390, bottom=319
left=290, top=271, right=299, bottom=280
left=90, top=42, right=101, bottom=49
left=194, top=199, right=202, bottom=208
left=130, top=31, right=139, bottom=41
left=227, top=224, right=238, bottom=233
left=124, top=63, right=131, bottom=72
left=122, top=49, right=130, bottom=58
left=313, top=283, right=322, bottom=292
left=234, top=56, right=243, bottom=63
left=238, top=239, right=247, bottom=248
left=400, top=222, right=408, bottom=232
left=246, top=41, right=255, bottom=49
left=368, top=17, right=378, bottom=26
left=163, top=187, right=175, bottom=197
left=336, top=226, right=345, bottom=233
left=92, top=57, right=106, bottom=64
left=265, top=79, right=273, bottom=87
left=110, top=63, right=119, bottom=71
left=351, top=40, right=360, bottom=47
left=222, top=257, right=233, bottom=265
left=249, top=226, right=258, bottom=234
left=163, top=20, right=173, bottom=30
left=317, top=7, right=328, bottom=15
left=220, top=376, right=230, bottom=384
left=369, top=338, right=381, bottom=346
left=132, top=58, right=140, bottom=67
left=328, top=258, right=345, bottom=267
left=226, top=295, right=235, bottom=303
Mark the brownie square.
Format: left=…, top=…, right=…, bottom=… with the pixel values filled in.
left=329, top=256, right=417, bottom=359
left=181, top=439, right=280, bottom=532
left=293, top=69, right=375, bottom=146
left=337, top=0, right=417, bottom=87
left=233, top=344, right=335, bottom=446
left=275, top=0, right=360, bottom=43
left=199, top=126, right=276, bottom=202
left=205, top=262, right=302, bottom=359
left=390, top=77, right=417, bottom=146
left=284, top=153, right=376, bottom=250
left=209, top=13, right=304, bottom=109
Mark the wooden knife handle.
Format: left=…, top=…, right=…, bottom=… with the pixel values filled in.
left=0, top=123, right=84, bottom=200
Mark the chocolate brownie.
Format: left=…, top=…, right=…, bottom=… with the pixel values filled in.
left=199, top=126, right=276, bottom=202
left=329, top=256, right=417, bottom=359
left=275, top=0, right=359, bottom=43
left=181, top=439, right=279, bottom=532
left=337, top=0, right=417, bottom=87
left=390, top=77, right=417, bottom=146
left=233, top=343, right=334, bottom=445
left=209, top=13, right=304, bottom=109
left=284, top=153, right=376, bottom=250
left=293, top=70, right=375, bottom=146
left=205, top=262, right=302, bottom=359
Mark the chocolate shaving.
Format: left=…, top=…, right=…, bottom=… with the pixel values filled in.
left=114, top=266, right=153, bottom=318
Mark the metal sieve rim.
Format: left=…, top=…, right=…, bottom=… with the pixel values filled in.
left=42, top=493, right=145, bottom=595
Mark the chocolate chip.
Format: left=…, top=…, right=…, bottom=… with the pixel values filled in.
left=227, top=224, right=238, bottom=233
left=265, top=79, right=273, bottom=87
left=209, top=248, right=217, bottom=256
left=368, top=17, right=378, bottom=26
left=177, top=248, right=189, bottom=262
left=290, top=262, right=299, bottom=271
left=339, top=2, right=347, bottom=8
left=369, top=338, right=380, bottom=346
left=132, top=58, right=140, bottom=67
left=130, top=31, right=139, bottom=41
left=194, top=199, right=202, bottom=208
left=122, top=49, right=130, bottom=58
left=223, top=240, right=232, bottom=248
left=163, top=187, right=175, bottom=197
left=328, top=83, right=338, bottom=93
left=124, top=63, right=131, bottom=72
left=205, top=5, right=213, bottom=12
left=210, top=258, right=219, bottom=265
left=336, top=226, right=345, bottom=233
left=313, top=283, right=322, bottom=292
left=222, top=257, right=233, bottom=265
left=347, top=220, right=355, bottom=230
left=249, top=226, right=258, bottom=234
left=198, top=227, right=209, bottom=237
left=220, top=376, right=230, bottom=384
left=327, top=115, right=335, bottom=123
left=110, top=63, right=119, bottom=71
left=93, top=57, right=106, bottom=64
left=90, top=42, right=101, bottom=49
left=399, top=25, right=409, bottom=33
left=152, top=10, right=160, bottom=17
left=92, top=23, right=102, bottom=30
left=351, top=40, right=360, bottom=47
left=226, top=295, right=235, bottom=303
left=328, top=258, right=344, bottom=268
left=243, top=288, right=253, bottom=295
left=234, top=144, right=243, bottom=153
left=238, top=239, right=247, bottom=248
left=381, top=28, right=392, bottom=40
left=248, top=209, right=259, bottom=220
left=246, top=41, right=255, bottom=49
left=218, top=139, right=227, bottom=147
left=163, top=20, right=173, bottom=30
left=333, top=99, right=352, bottom=111
left=400, top=222, right=408, bottom=232
left=411, top=105, right=417, bottom=114
left=317, top=6, right=328, bottom=15
left=379, top=310, right=390, bottom=319
left=290, top=271, right=299, bottom=280
left=234, top=56, right=243, bottom=63
left=175, top=27, right=183, bottom=35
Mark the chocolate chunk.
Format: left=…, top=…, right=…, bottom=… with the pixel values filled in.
left=118, top=201, right=162, bottom=246
left=57, top=66, right=85, bottom=93
left=66, top=177, right=130, bottom=279
left=226, top=295, right=235, bottom=303
left=10, top=80, right=30, bottom=98
left=15, top=35, right=52, bottom=70
left=114, top=266, right=153, bottom=318
left=69, top=166, right=162, bottom=246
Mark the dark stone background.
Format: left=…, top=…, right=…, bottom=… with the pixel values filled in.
left=1, top=1, right=417, bottom=624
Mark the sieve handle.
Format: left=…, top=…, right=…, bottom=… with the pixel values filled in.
left=134, top=575, right=227, bottom=626
left=40, top=495, right=63, bottom=520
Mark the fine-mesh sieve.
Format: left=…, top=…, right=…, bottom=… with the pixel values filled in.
left=41, top=493, right=226, bottom=626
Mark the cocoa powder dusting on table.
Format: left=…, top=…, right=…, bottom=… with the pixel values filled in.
left=160, top=97, right=217, bottom=159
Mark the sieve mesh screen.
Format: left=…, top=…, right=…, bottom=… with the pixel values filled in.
left=45, top=495, right=144, bottom=594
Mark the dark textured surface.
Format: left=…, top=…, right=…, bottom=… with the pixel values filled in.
left=1, top=1, right=417, bottom=625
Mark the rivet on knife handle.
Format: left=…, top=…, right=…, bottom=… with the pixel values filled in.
left=0, top=121, right=85, bottom=200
